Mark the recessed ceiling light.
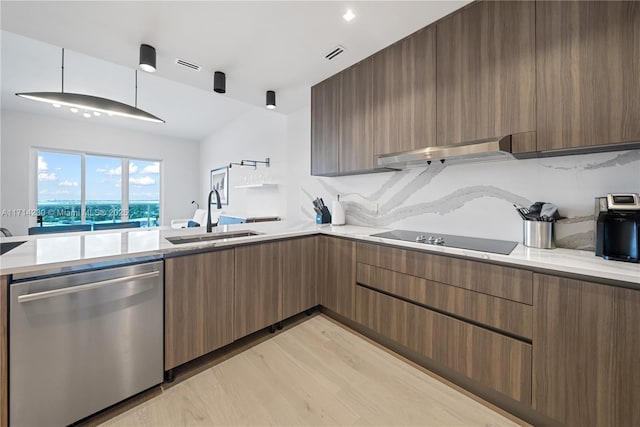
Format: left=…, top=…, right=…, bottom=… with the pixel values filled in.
left=343, top=9, right=355, bottom=22
left=52, top=103, right=61, bottom=108
left=70, top=107, right=78, bottom=113
left=93, top=111, right=101, bottom=116
left=83, top=111, right=91, bottom=118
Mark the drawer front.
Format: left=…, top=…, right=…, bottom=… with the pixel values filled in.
left=355, top=285, right=532, bottom=404
left=357, top=242, right=533, bottom=304
left=356, top=263, right=532, bottom=339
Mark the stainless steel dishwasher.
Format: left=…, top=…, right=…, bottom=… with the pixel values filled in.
left=9, top=257, right=164, bottom=426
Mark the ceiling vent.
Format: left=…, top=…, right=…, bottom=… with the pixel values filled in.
left=175, top=58, right=201, bottom=71
left=325, top=45, right=345, bottom=60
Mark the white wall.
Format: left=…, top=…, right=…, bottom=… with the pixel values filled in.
left=0, top=109, right=200, bottom=235
left=199, top=107, right=287, bottom=219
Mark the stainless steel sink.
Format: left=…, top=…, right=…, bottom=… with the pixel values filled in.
left=166, top=230, right=261, bottom=245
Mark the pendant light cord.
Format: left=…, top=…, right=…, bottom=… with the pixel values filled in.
left=135, top=70, right=138, bottom=109
left=61, top=48, right=65, bottom=93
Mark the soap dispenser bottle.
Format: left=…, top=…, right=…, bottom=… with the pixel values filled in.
left=331, top=195, right=346, bottom=226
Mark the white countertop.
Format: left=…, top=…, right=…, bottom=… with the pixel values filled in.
left=1, top=221, right=638, bottom=286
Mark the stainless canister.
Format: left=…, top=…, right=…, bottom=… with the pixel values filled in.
left=523, top=220, right=555, bottom=249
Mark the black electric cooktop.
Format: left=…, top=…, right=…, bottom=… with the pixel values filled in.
left=370, top=230, right=518, bottom=255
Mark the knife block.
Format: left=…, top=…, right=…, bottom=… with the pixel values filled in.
left=316, top=207, right=332, bottom=224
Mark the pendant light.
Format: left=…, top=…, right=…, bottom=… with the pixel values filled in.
left=266, top=90, right=276, bottom=110
left=16, top=48, right=165, bottom=123
left=139, top=44, right=156, bottom=73
left=213, top=71, right=226, bottom=94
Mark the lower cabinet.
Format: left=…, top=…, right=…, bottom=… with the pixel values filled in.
left=234, top=242, right=283, bottom=340
left=318, top=236, right=356, bottom=319
left=282, top=237, right=318, bottom=319
left=165, top=237, right=320, bottom=370
left=533, top=274, right=640, bottom=427
left=356, top=263, right=533, bottom=339
left=164, top=249, right=235, bottom=370
left=355, top=285, right=532, bottom=404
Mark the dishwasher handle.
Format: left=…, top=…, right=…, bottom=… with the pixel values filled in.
left=17, top=271, right=160, bottom=303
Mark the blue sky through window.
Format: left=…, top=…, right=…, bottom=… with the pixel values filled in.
left=37, top=152, right=81, bottom=203
left=129, top=159, right=160, bottom=201
left=86, top=156, right=121, bottom=202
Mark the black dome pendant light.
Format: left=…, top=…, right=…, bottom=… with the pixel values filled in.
left=213, top=71, right=226, bottom=94
left=16, top=47, right=165, bottom=123
left=266, top=90, right=276, bottom=110
left=139, top=44, right=156, bottom=73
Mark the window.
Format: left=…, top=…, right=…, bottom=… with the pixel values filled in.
left=86, top=155, right=123, bottom=224
left=129, top=160, right=160, bottom=228
left=37, top=152, right=82, bottom=226
left=36, top=150, right=161, bottom=228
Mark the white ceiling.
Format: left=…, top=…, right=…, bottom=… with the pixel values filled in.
left=1, top=31, right=254, bottom=141
left=1, top=1, right=469, bottom=140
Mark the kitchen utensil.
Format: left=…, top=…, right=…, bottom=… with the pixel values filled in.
left=314, top=197, right=332, bottom=223
left=523, top=220, right=555, bottom=249
left=513, top=204, right=527, bottom=220
left=312, top=198, right=322, bottom=214
left=528, top=202, right=544, bottom=215
left=540, top=203, right=560, bottom=221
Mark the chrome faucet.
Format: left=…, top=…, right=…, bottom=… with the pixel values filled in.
left=206, top=189, right=222, bottom=233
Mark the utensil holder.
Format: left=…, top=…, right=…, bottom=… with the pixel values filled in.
left=315, top=207, right=331, bottom=224
left=523, top=220, right=555, bottom=249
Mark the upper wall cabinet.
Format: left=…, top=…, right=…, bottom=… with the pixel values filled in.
left=436, top=1, right=536, bottom=149
left=340, top=58, right=375, bottom=173
left=311, top=75, right=341, bottom=176
left=373, top=26, right=437, bottom=156
left=536, top=1, right=640, bottom=152
left=311, top=26, right=436, bottom=176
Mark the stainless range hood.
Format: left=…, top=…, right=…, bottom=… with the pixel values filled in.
left=377, top=135, right=514, bottom=169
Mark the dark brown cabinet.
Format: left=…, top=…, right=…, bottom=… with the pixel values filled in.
left=436, top=0, right=536, bottom=150
left=340, top=58, right=375, bottom=173
left=312, top=25, right=436, bottom=176
left=356, top=263, right=532, bottom=339
left=533, top=274, right=640, bottom=427
left=234, top=242, right=283, bottom=339
left=164, top=250, right=235, bottom=370
left=311, top=75, right=341, bottom=176
left=536, top=1, right=640, bottom=152
left=355, top=285, right=532, bottom=404
left=282, top=237, right=318, bottom=319
left=318, top=236, right=356, bottom=319
left=356, top=242, right=533, bottom=305
left=373, top=26, right=436, bottom=155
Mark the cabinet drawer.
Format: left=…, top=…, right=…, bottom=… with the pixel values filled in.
left=357, top=242, right=532, bottom=304
left=355, top=285, right=532, bottom=404
left=356, top=263, right=532, bottom=339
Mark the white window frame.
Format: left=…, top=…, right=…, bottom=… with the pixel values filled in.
left=32, top=147, right=162, bottom=227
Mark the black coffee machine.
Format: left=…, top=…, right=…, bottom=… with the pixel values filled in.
left=595, top=193, right=640, bottom=263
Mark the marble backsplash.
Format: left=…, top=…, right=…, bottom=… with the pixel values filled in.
left=294, top=150, right=640, bottom=250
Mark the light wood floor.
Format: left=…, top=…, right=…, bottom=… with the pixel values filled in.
left=102, top=315, right=521, bottom=426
